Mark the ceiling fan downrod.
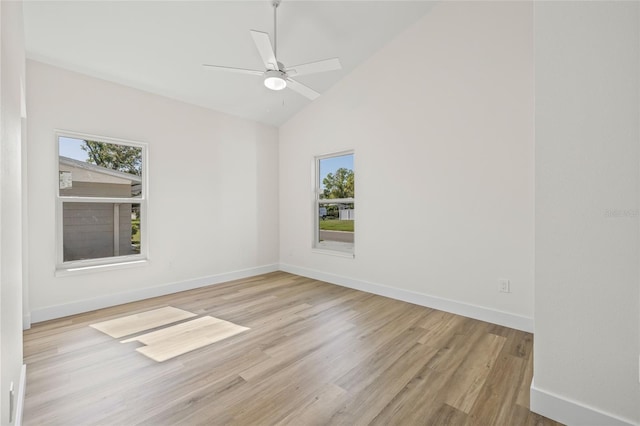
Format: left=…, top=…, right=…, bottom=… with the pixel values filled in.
left=273, top=0, right=280, bottom=59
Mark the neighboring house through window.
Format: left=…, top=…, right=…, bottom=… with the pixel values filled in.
left=57, top=133, right=147, bottom=270
left=314, top=151, right=354, bottom=255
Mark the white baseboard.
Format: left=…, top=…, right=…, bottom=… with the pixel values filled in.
left=29, top=262, right=533, bottom=332
left=15, top=364, right=26, bottom=426
left=279, top=263, right=533, bottom=333
left=530, top=378, right=638, bottom=426
left=29, top=264, right=279, bottom=323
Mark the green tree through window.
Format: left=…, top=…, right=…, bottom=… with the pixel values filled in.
left=322, top=167, right=354, bottom=199
left=82, top=140, right=142, bottom=176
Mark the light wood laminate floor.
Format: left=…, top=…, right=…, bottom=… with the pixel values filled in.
left=23, top=272, right=562, bottom=425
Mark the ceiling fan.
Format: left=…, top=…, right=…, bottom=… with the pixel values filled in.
left=203, top=0, right=342, bottom=100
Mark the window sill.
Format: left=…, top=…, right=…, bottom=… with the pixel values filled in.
left=312, top=248, right=355, bottom=259
left=55, top=259, right=148, bottom=276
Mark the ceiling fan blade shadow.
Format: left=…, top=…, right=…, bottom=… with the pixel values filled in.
left=250, top=30, right=278, bottom=71
left=285, top=58, right=342, bottom=77
left=202, top=64, right=264, bottom=76
left=287, top=78, right=321, bottom=100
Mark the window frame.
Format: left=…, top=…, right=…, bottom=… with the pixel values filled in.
left=55, top=130, right=149, bottom=272
left=313, top=150, right=355, bottom=257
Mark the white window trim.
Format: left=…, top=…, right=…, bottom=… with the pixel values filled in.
left=313, top=150, right=355, bottom=257
left=55, top=130, right=149, bottom=272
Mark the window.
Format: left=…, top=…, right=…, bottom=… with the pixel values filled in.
left=57, top=132, right=147, bottom=270
left=314, top=151, right=354, bottom=255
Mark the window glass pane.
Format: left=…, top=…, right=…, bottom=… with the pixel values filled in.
left=62, top=202, right=141, bottom=262
left=317, top=153, right=354, bottom=252
left=59, top=136, right=142, bottom=198
left=318, top=201, right=354, bottom=246
left=318, top=154, right=354, bottom=199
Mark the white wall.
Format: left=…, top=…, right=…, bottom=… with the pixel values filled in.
left=279, top=1, right=534, bottom=330
left=1, top=1, right=26, bottom=424
left=26, top=60, right=279, bottom=322
left=533, top=2, right=640, bottom=425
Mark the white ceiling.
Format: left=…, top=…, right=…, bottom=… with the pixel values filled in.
left=23, top=1, right=435, bottom=126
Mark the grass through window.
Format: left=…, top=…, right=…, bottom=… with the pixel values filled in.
left=319, top=219, right=354, bottom=232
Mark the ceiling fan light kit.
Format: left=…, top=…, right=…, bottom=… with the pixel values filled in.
left=264, top=70, right=287, bottom=91
left=202, top=0, right=341, bottom=100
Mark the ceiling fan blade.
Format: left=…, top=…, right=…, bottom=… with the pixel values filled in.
left=250, top=30, right=278, bottom=71
left=202, top=64, right=264, bottom=76
left=286, top=78, right=321, bottom=100
left=285, top=58, right=342, bottom=77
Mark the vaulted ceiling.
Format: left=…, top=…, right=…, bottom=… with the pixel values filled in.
left=23, top=1, right=434, bottom=126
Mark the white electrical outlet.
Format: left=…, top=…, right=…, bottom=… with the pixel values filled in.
left=499, top=279, right=511, bottom=293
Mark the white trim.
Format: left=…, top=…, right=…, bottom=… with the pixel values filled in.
left=55, top=258, right=148, bottom=276
left=15, top=364, right=26, bottom=426
left=311, top=248, right=355, bottom=258
left=530, top=378, right=639, bottom=426
left=22, top=116, right=31, bottom=333
left=318, top=198, right=354, bottom=205
left=279, top=263, right=533, bottom=332
left=22, top=313, right=31, bottom=330
left=31, top=264, right=279, bottom=323
left=315, top=149, right=355, bottom=161
left=56, top=196, right=143, bottom=204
